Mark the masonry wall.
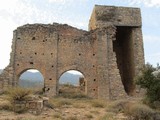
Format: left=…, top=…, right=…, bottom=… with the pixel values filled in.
left=0, top=5, right=144, bottom=99
left=0, top=23, right=113, bottom=99
left=89, top=5, right=144, bottom=96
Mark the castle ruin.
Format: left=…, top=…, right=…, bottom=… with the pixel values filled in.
left=0, top=5, right=144, bottom=99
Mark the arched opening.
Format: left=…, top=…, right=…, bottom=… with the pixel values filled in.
left=58, top=70, right=86, bottom=97
left=18, top=69, right=44, bottom=91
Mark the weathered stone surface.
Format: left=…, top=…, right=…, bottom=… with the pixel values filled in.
left=89, top=5, right=141, bottom=30
left=0, top=5, right=144, bottom=99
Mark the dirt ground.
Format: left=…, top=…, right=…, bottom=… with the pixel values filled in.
left=0, top=98, right=128, bottom=120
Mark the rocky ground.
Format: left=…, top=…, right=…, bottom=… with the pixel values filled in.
left=0, top=85, right=158, bottom=120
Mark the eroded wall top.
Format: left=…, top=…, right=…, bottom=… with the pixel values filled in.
left=89, top=5, right=142, bottom=30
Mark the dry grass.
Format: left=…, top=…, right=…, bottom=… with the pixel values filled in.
left=53, top=113, right=63, bottom=119
left=46, top=97, right=73, bottom=108
left=0, top=101, right=13, bottom=111
left=65, top=116, right=78, bottom=120
left=91, top=99, right=106, bottom=108
left=6, top=87, right=32, bottom=102
left=58, top=84, right=88, bottom=99
left=85, top=114, right=94, bottom=119
left=108, top=99, right=160, bottom=120
left=107, top=99, right=130, bottom=113
left=98, top=113, right=116, bottom=120
left=1, top=86, right=159, bottom=120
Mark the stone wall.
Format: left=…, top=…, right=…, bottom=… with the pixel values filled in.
left=89, top=5, right=144, bottom=96
left=0, top=5, right=144, bottom=99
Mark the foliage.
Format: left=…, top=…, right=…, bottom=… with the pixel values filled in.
left=6, top=87, right=32, bottom=102
left=126, top=103, right=155, bottom=120
left=136, top=63, right=160, bottom=103
left=108, top=100, right=160, bottom=120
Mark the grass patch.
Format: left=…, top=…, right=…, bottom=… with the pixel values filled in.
left=66, top=116, right=78, bottom=120
left=53, top=113, right=63, bottom=119
left=107, top=100, right=129, bottom=113
left=0, top=101, right=13, bottom=111
left=108, top=100, right=160, bottom=120
left=73, top=102, right=87, bottom=108
left=85, top=114, right=93, bottom=119
left=2, top=87, right=33, bottom=113
left=126, top=103, right=156, bottom=120
left=90, top=110, right=100, bottom=114
left=91, top=100, right=105, bottom=108
left=47, top=98, right=72, bottom=108
left=98, top=113, right=116, bottom=120
left=58, top=84, right=89, bottom=99
left=6, top=87, right=32, bottom=102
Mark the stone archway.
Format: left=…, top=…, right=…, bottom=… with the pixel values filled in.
left=57, top=70, right=87, bottom=97
left=18, top=69, right=44, bottom=89
left=58, top=70, right=86, bottom=96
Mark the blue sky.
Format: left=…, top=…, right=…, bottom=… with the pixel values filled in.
left=0, top=0, right=160, bottom=69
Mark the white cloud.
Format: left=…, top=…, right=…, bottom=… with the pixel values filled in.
left=48, top=0, right=87, bottom=4
left=48, top=0, right=66, bottom=4
left=128, top=0, right=160, bottom=7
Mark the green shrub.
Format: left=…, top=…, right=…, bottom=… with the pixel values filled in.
left=136, top=63, right=160, bottom=103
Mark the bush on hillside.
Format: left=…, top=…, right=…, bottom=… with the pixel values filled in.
left=7, top=87, right=32, bottom=103
left=136, top=63, right=160, bottom=104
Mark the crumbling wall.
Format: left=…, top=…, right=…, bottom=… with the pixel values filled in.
left=89, top=5, right=144, bottom=97
left=0, top=5, right=144, bottom=99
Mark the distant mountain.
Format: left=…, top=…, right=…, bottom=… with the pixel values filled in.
left=19, top=71, right=83, bottom=87
left=59, top=72, right=83, bottom=85
left=20, top=71, right=43, bottom=82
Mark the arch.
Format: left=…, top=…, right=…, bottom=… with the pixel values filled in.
left=58, top=70, right=84, bottom=86
left=17, top=67, right=44, bottom=78
left=58, top=68, right=86, bottom=81
left=18, top=68, right=44, bottom=89
left=58, top=69, right=86, bottom=96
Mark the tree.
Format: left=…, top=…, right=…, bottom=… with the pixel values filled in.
left=136, top=63, right=160, bottom=103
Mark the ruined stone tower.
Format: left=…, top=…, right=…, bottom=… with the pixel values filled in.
left=0, top=5, right=144, bottom=99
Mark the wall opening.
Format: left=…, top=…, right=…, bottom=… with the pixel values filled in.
left=19, top=69, right=44, bottom=91
left=58, top=70, right=86, bottom=96
left=113, top=27, right=135, bottom=95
